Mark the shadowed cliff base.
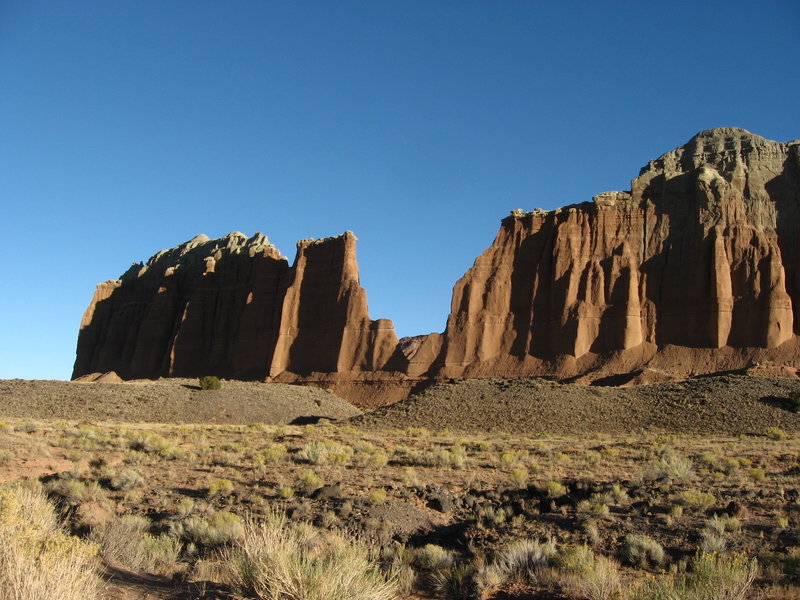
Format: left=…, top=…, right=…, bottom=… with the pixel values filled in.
left=72, top=128, right=800, bottom=406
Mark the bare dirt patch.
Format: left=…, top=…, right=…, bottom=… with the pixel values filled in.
left=354, top=375, right=800, bottom=435
left=0, top=378, right=360, bottom=424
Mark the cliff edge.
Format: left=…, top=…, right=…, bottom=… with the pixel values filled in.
left=73, top=128, right=800, bottom=404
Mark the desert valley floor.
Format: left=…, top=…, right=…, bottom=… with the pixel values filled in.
left=3, top=375, right=800, bottom=599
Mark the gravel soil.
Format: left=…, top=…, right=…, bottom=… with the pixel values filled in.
left=353, top=374, right=800, bottom=434
left=3, top=374, right=800, bottom=435
left=0, top=378, right=361, bottom=424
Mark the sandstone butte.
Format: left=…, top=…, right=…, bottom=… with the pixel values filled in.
left=73, top=128, right=800, bottom=407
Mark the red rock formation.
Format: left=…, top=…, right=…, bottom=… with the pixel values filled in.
left=74, top=128, right=800, bottom=403
left=423, top=127, right=800, bottom=381
left=73, top=231, right=403, bottom=383
left=268, top=232, right=401, bottom=377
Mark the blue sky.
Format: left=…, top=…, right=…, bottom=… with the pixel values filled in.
left=1, top=1, right=798, bottom=380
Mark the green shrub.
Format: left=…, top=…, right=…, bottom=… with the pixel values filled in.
left=199, top=376, right=222, bottom=391
left=643, top=452, right=694, bottom=482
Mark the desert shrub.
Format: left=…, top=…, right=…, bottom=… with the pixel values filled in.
left=622, top=534, right=666, bottom=567
left=412, top=544, right=455, bottom=571
left=128, top=433, right=182, bottom=458
left=427, top=562, right=478, bottom=600
left=182, top=511, right=244, bottom=549
left=644, top=452, right=694, bottom=482
left=672, top=490, right=716, bottom=513
left=227, top=512, right=396, bottom=600
left=577, top=499, right=611, bottom=519
left=508, top=468, right=529, bottom=488
left=364, top=450, right=390, bottom=468
left=489, top=538, right=557, bottom=584
left=207, top=478, right=235, bottom=499
left=554, top=545, right=624, bottom=600
left=500, top=450, right=526, bottom=468
left=175, top=499, right=195, bottom=519
left=481, top=505, right=513, bottom=528
left=199, top=376, right=222, bottom=390
left=105, top=468, right=145, bottom=491
left=584, top=521, right=601, bottom=546
left=542, top=480, right=567, bottom=499
left=425, top=446, right=466, bottom=469
left=296, top=469, right=322, bottom=495
left=0, top=449, right=13, bottom=465
left=405, top=427, right=429, bottom=437
left=722, top=457, right=741, bottom=474
left=765, top=427, right=787, bottom=441
left=609, top=484, right=629, bottom=504
left=553, top=544, right=596, bottom=574
left=260, top=443, right=287, bottom=464
left=634, top=552, right=757, bottom=600
left=367, top=488, right=387, bottom=505
left=45, top=478, right=106, bottom=506
left=0, top=484, right=100, bottom=599
left=277, top=485, right=295, bottom=499
left=380, top=546, right=416, bottom=595
left=94, top=514, right=180, bottom=574
left=699, top=516, right=739, bottom=554
left=297, top=440, right=352, bottom=466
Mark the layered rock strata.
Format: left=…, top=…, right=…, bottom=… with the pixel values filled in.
left=74, top=128, right=800, bottom=403
left=416, top=127, right=800, bottom=381
left=74, top=231, right=402, bottom=382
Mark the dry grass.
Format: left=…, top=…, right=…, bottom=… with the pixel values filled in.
left=226, top=511, right=397, bottom=600
left=0, top=415, right=798, bottom=599
left=0, top=484, right=101, bottom=600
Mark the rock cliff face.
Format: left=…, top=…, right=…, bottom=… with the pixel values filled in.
left=74, top=128, right=800, bottom=402
left=73, top=231, right=401, bottom=382
left=415, top=127, right=800, bottom=381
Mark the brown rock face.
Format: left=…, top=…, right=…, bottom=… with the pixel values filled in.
left=425, top=127, right=800, bottom=380
left=74, top=128, right=800, bottom=402
left=73, top=231, right=401, bottom=382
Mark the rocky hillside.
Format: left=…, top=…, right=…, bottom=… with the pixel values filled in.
left=73, top=128, right=800, bottom=405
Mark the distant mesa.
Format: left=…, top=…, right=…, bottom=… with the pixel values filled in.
left=73, top=128, right=800, bottom=406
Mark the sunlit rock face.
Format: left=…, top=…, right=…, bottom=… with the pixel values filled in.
left=425, top=128, right=800, bottom=380
left=73, top=231, right=401, bottom=382
left=74, top=128, right=800, bottom=402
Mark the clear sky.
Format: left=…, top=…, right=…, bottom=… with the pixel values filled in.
left=1, top=1, right=799, bottom=380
